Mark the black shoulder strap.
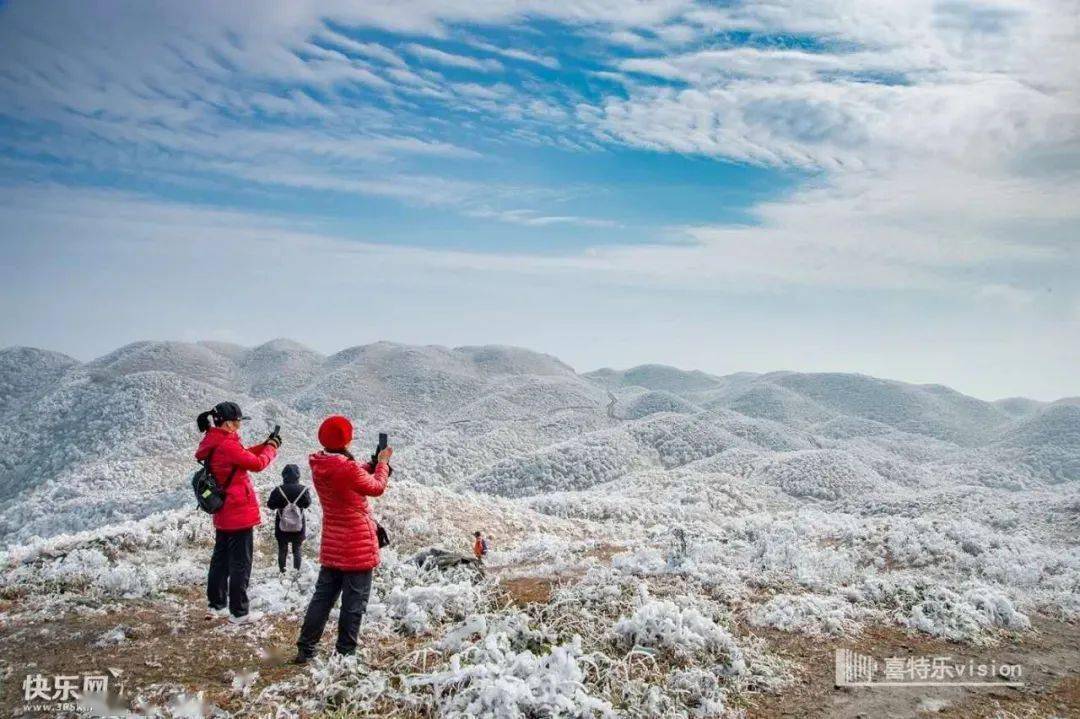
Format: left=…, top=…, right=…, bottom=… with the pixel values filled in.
left=222, top=464, right=240, bottom=490
left=202, top=445, right=239, bottom=489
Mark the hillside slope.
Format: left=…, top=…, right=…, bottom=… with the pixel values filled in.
left=0, top=341, right=1075, bottom=543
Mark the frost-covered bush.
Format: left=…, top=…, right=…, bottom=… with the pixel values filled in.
left=709, top=516, right=862, bottom=591
left=613, top=594, right=746, bottom=673
left=410, top=634, right=614, bottom=718
left=664, top=668, right=729, bottom=717
left=93, top=625, right=130, bottom=647
left=748, top=593, right=861, bottom=636
left=510, top=532, right=577, bottom=563
left=9, top=547, right=171, bottom=598
left=904, top=586, right=1031, bottom=641
left=612, top=548, right=674, bottom=576
left=380, top=580, right=482, bottom=635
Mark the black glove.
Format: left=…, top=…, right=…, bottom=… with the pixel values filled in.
left=266, top=427, right=282, bottom=448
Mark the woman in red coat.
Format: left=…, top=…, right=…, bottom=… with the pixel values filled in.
left=195, top=402, right=279, bottom=623
left=295, top=415, right=391, bottom=663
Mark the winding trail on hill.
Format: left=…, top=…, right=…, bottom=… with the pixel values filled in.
left=606, top=390, right=620, bottom=420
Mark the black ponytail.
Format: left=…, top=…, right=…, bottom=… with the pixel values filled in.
left=196, top=410, right=214, bottom=433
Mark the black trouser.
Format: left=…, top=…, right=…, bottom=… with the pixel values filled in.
left=297, top=567, right=373, bottom=657
left=207, top=528, right=253, bottom=617
left=276, top=536, right=303, bottom=572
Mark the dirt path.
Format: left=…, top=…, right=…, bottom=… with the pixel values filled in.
left=606, top=390, right=620, bottom=420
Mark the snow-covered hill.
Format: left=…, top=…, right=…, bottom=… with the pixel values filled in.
left=0, top=340, right=1075, bottom=543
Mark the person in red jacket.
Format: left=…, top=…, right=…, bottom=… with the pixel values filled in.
left=194, top=401, right=279, bottom=624
left=473, top=531, right=489, bottom=560
left=295, top=415, right=391, bottom=663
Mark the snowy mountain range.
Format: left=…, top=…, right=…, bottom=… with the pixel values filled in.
left=0, top=339, right=1076, bottom=543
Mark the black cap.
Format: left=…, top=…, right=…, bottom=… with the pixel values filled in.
left=213, top=401, right=249, bottom=422
left=282, top=464, right=301, bottom=483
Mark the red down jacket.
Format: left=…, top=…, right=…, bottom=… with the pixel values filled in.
left=309, top=451, right=389, bottom=571
left=195, top=427, right=277, bottom=531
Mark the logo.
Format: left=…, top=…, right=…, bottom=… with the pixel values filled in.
left=21, top=669, right=125, bottom=716
left=835, top=649, right=1024, bottom=687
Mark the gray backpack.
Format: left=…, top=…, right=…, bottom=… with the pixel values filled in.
left=278, top=486, right=307, bottom=533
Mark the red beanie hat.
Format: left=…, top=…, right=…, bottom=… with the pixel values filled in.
left=318, top=415, right=353, bottom=450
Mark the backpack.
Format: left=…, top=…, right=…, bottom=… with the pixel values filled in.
left=190, top=447, right=238, bottom=515
left=481, top=538, right=490, bottom=554
left=278, top=486, right=308, bottom=533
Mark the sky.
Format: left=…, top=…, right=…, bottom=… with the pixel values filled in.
left=0, top=1, right=1077, bottom=400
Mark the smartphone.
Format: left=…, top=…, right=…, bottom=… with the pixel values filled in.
left=372, top=432, right=388, bottom=465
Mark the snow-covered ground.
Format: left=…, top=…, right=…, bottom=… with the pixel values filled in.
left=0, top=340, right=1077, bottom=717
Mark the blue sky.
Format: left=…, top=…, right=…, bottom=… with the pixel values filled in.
left=0, top=1, right=1077, bottom=399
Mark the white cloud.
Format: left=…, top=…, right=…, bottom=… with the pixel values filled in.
left=465, top=39, right=561, bottom=69
left=316, top=29, right=407, bottom=67
left=404, top=43, right=504, bottom=72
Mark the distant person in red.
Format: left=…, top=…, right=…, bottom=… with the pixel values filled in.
left=473, top=531, right=490, bottom=560
left=295, top=415, right=391, bottom=663
left=195, top=402, right=279, bottom=624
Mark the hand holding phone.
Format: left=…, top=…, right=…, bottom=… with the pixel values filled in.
left=373, top=432, right=391, bottom=464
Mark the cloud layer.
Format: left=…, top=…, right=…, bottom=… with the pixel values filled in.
left=0, top=0, right=1077, bottom=396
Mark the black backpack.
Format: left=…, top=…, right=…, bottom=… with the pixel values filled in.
left=190, top=447, right=238, bottom=514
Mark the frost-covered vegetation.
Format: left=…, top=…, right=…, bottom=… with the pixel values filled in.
left=0, top=340, right=1077, bottom=716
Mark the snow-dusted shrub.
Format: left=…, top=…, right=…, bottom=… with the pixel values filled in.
left=748, top=593, right=861, bottom=636
left=904, top=586, right=1030, bottom=642
left=613, top=596, right=746, bottom=673
left=381, top=580, right=482, bottom=635
left=612, top=548, right=672, bottom=576
left=846, top=574, right=928, bottom=610
left=436, top=612, right=547, bottom=654
left=409, top=634, right=614, bottom=718
left=12, top=547, right=170, bottom=598
left=665, top=668, right=729, bottom=717
left=712, top=516, right=862, bottom=591
left=511, top=532, right=576, bottom=562
left=306, top=653, right=394, bottom=716
left=93, top=625, right=129, bottom=647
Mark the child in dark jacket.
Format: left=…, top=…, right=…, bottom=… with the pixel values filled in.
left=266, top=464, right=312, bottom=573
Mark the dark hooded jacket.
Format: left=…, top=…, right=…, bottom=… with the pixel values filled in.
left=266, top=464, right=312, bottom=539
